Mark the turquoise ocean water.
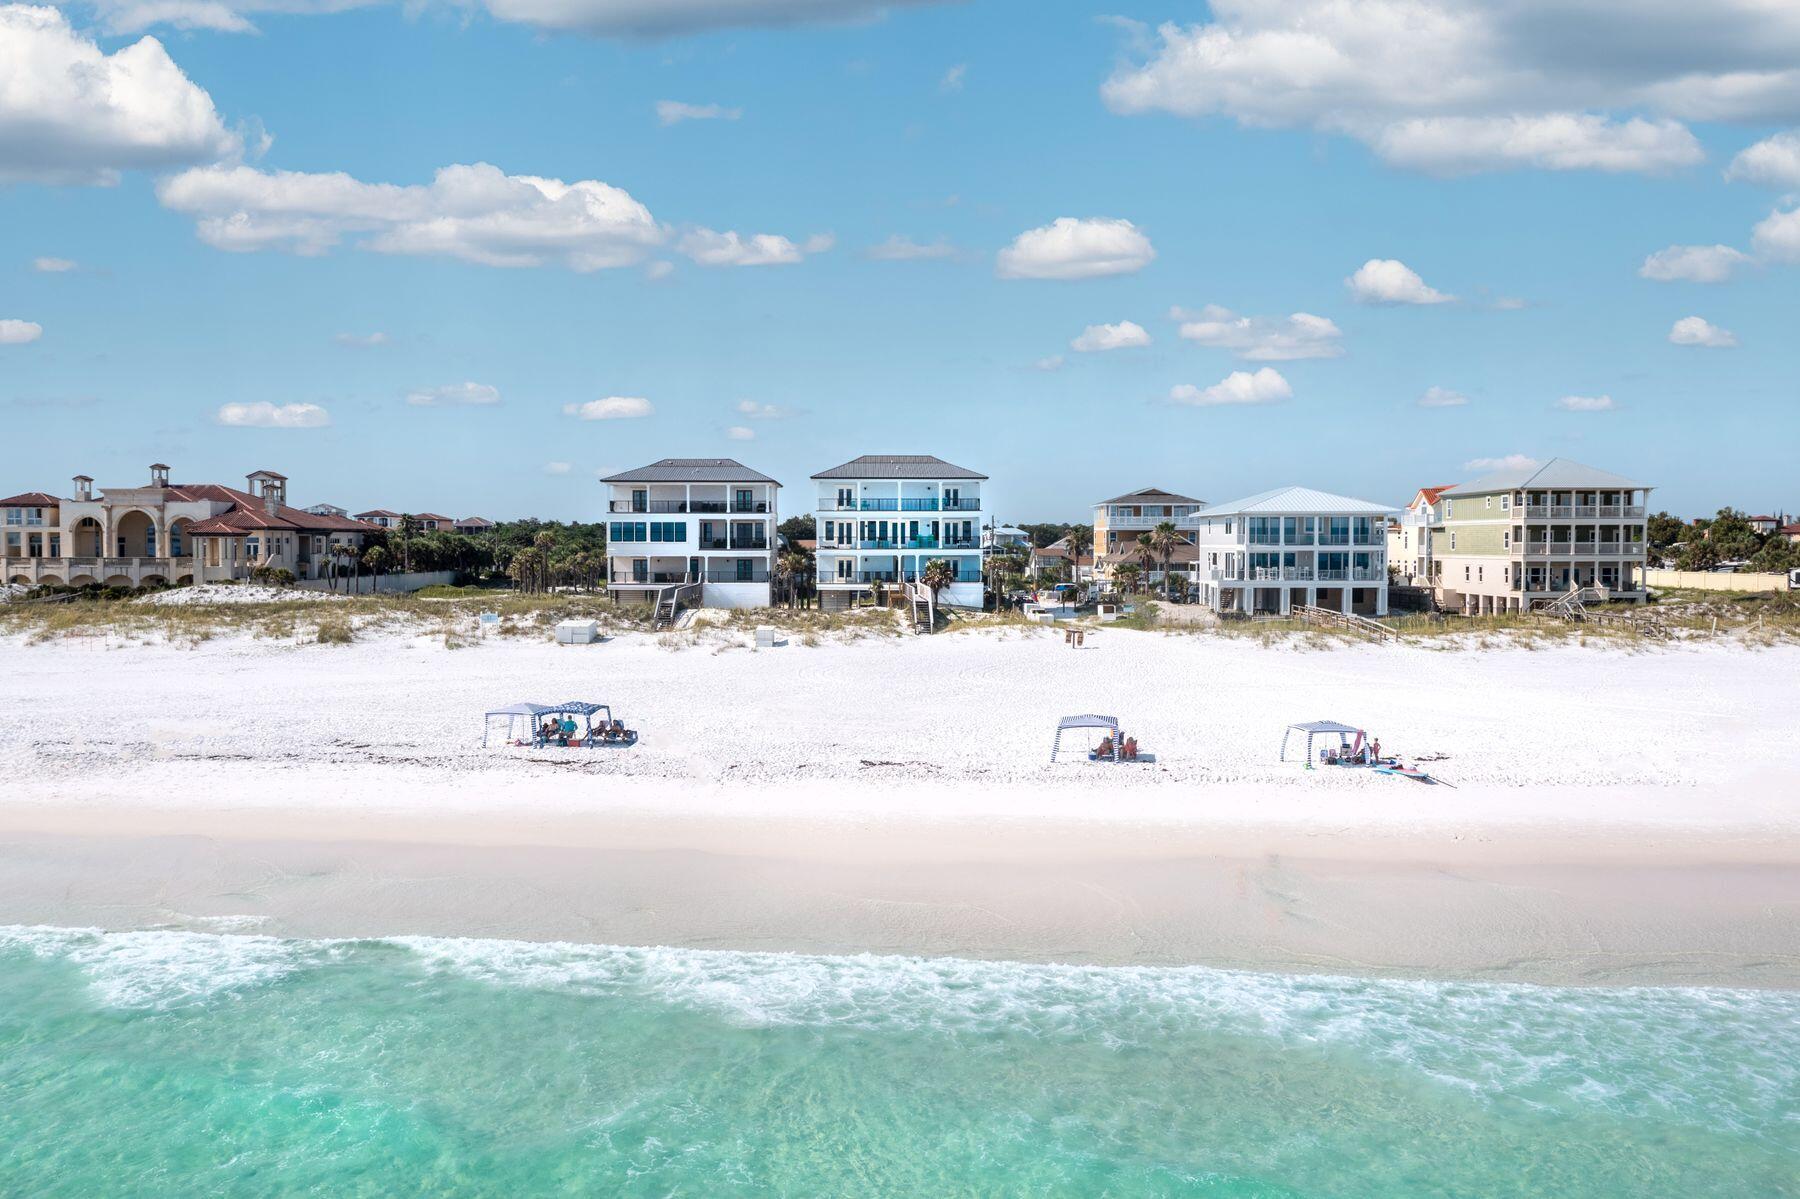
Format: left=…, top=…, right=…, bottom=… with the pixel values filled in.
left=2, top=925, right=1796, bottom=1197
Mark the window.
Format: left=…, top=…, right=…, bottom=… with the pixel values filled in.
left=647, top=521, right=686, bottom=542
left=609, top=521, right=649, bottom=543
left=1464, top=565, right=1471, bottom=581
left=1449, top=532, right=1457, bottom=550
left=822, top=520, right=835, bottom=542
left=3, top=509, right=17, bottom=526
left=1478, top=566, right=1484, bottom=581
left=1500, top=494, right=1510, bottom=511
left=1485, top=496, right=1492, bottom=509
left=1503, top=530, right=1510, bottom=549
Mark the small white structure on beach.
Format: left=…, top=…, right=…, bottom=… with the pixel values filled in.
left=1186, top=486, right=1393, bottom=617
left=554, top=619, right=599, bottom=645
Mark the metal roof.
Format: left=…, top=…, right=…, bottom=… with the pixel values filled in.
left=1057, top=714, right=1119, bottom=731
left=1098, top=485, right=1204, bottom=506
left=602, top=458, right=781, bottom=485
left=1287, top=720, right=1362, bottom=734
left=811, top=454, right=986, bottom=480
left=1442, top=457, right=1648, bottom=495
left=1193, top=485, right=1395, bottom=518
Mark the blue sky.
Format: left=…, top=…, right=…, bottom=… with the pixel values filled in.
left=3, top=0, right=1798, bottom=522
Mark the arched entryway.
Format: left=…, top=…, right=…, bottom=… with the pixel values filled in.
left=8, top=574, right=30, bottom=585
left=38, top=574, right=66, bottom=586
left=68, top=574, right=97, bottom=586
left=104, top=574, right=134, bottom=588
left=168, top=517, right=192, bottom=559
left=72, top=517, right=104, bottom=556
left=115, top=510, right=156, bottom=558
left=140, top=575, right=168, bottom=588
left=176, top=573, right=194, bottom=585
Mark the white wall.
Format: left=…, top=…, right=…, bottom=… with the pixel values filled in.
left=702, top=581, right=772, bottom=609
left=293, top=570, right=455, bottom=594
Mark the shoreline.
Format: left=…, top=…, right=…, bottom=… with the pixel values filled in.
left=4, top=797, right=1796, bottom=990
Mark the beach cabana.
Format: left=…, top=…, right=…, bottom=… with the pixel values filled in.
left=1279, top=720, right=1364, bottom=765
left=483, top=700, right=629, bottom=747
left=1051, top=714, right=1120, bottom=762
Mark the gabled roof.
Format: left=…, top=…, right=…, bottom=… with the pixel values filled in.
left=812, top=454, right=986, bottom=480
left=456, top=516, right=494, bottom=526
left=1408, top=485, right=1457, bottom=509
left=354, top=508, right=401, bottom=518
left=602, top=458, right=781, bottom=485
left=163, top=483, right=377, bottom=533
left=0, top=491, right=62, bottom=506
left=1442, top=457, right=1648, bottom=495
left=1099, top=485, right=1203, bottom=506
left=415, top=512, right=456, bottom=523
left=1194, top=486, right=1395, bottom=518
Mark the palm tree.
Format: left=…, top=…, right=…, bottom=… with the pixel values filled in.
left=1146, top=520, right=1182, bottom=600
left=920, top=557, right=956, bottom=624
left=775, top=550, right=810, bottom=608
left=332, top=543, right=359, bottom=594
left=1132, top=537, right=1158, bottom=589
left=1063, top=526, right=1093, bottom=591
left=1114, top=563, right=1142, bottom=595
left=396, top=514, right=421, bottom=574
left=361, top=545, right=391, bottom=592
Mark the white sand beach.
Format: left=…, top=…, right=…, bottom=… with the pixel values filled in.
left=2, top=622, right=1797, bottom=986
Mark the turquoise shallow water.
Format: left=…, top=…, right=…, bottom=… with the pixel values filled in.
left=2, top=926, right=1797, bottom=1197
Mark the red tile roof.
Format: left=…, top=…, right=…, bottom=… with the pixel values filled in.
left=1410, top=485, right=1457, bottom=509
left=354, top=509, right=401, bottom=518
left=0, top=491, right=62, bottom=506
left=167, top=484, right=379, bottom=535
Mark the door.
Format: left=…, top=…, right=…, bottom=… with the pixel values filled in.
left=737, top=559, right=754, bottom=581
left=688, top=557, right=701, bottom=582
left=632, top=489, right=647, bottom=513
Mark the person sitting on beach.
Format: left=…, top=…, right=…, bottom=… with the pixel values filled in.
left=1093, top=735, right=1114, bottom=760
left=559, top=716, right=578, bottom=745
left=1122, top=736, right=1139, bottom=761
left=538, top=719, right=557, bottom=745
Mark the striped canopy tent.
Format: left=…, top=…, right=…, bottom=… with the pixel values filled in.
left=1051, top=713, right=1120, bottom=762
left=1279, top=720, right=1364, bottom=764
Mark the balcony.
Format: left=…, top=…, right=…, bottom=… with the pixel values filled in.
left=609, top=500, right=691, bottom=514
left=941, top=499, right=981, bottom=512
left=704, top=567, right=771, bottom=583
left=860, top=538, right=898, bottom=550
left=859, top=499, right=899, bottom=511
left=900, top=537, right=939, bottom=550
left=695, top=537, right=728, bottom=550
left=899, top=498, right=938, bottom=511
left=728, top=537, right=769, bottom=551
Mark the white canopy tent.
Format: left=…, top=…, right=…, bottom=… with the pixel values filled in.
left=1279, top=720, right=1365, bottom=765
left=1051, top=713, right=1120, bottom=762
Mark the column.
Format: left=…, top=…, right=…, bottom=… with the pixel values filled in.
left=1340, top=587, right=1352, bottom=615
left=1279, top=587, right=1291, bottom=615
left=1374, top=588, right=1388, bottom=617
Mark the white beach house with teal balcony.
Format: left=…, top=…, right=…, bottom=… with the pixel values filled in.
left=601, top=458, right=780, bottom=609
left=812, top=455, right=987, bottom=610
left=1185, top=486, right=1394, bottom=616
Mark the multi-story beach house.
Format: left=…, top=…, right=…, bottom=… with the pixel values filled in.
left=1185, top=485, right=1394, bottom=616
left=453, top=517, right=495, bottom=536
left=353, top=508, right=401, bottom=528
left=3, top=464, right=379, bottom=589
left=1386, top=484, right=1455, bottom=586
left=1092, top=486, right=1204, bottom=587
left=601, top=458, right=780, bottom=609
left=305, top=502, right=348, bottom=518
left=981, top=524, right=1031, bottom=556
left=812, top=455, right=986, bottom=610
left=1431, top=459, right=1651, bottom=613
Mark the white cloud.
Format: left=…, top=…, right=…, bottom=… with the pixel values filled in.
left=542, top=460, right=574, bottom=475
left=31, top=256, right=77, bottom=272
left=1172, top=305, right=1343, bottom=360
left=334, top=331, right=389, bottom=347
left=1638, top=243, right=1753, bottom=283
left=1751, top=206, right=1800, bottom=262
left=1668, top=316, right=1737, bottom=347
left=1099, top=1, right=1800, bottom=175
left=0, top=5, right=241, bottom=185
left=1169, top=367, right=1292, bottom=407
left=215, top=400, right=330, bottom=428
left=475, top=0, right=946, bottom=37
left=644, top=259, right=675, bottom=280
left=865, top=235, right=957, bottom=260
left=655, top=100, right=742, bottom=126
left=940, top=63, right=966, bottom=93
left=1369, top=115, right=1701, bottom=175
left=735, top=399, right=790, bottom=419
left=0, top=318, right=43, bottom=344
left=1346, top=259, right=1453, bottom=305
left=158, top=163, right=667, bottom=270
left=725, top=425, right=756, bottom=441
left=1070, top=320, right=1151, bottom=352
left=1418, top=386, right=1469, bottom=408
left=1033, top=354, right=1066, bottom=372
left=1725, top=130, right=1800, bottom=188
left=1464, top=453, right=1539, bottom=472
left=1556, top=394, right=1616, bottom=412
left=564, top=396, right=653, bottom=420
left=677, top=229, right=833, bottom=266
left=996, top=217, right=1155, bottom=280
left=406, top=381, right=500, bottom=407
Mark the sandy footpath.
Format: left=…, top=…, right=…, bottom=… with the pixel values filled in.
left=1, top=624, right=1797, bottom=986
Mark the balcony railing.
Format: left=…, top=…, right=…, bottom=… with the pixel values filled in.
left=900, top=498, right=938, bottom=511
left=696, top=537, right=728, bottom=549
left=704, top=568, right=771, bottom=583
left=859, top=499, right=899, bottom=511
left=942, top=500, right=981, bottom=512
left=729, top=538, right=769, bottom=551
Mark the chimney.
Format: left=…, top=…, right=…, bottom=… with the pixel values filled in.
left=73, top=475, right=93, bottom=501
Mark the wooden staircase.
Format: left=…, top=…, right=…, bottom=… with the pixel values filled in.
left=653, top=580, right=703, bottom=630
left=903, top=580, right=936, bottom=633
